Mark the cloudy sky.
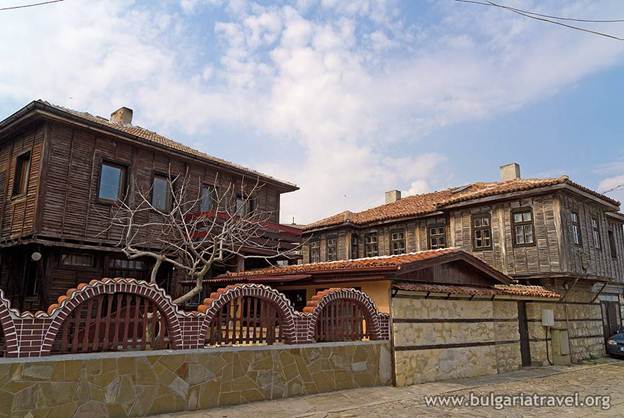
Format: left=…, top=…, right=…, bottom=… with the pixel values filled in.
left=1, top=0, right=624, bottom=224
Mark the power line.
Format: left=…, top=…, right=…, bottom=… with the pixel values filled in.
left=0, top=0, right=63, bottom=12
left=454, top=0, right=624, bottom=41
left=603, top=184, right=624, bottom=194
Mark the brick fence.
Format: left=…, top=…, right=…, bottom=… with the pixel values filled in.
left=0, top=278, right=389, bottom=358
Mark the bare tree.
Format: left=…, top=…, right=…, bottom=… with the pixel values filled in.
left=105, top=166, right=301, bottom=305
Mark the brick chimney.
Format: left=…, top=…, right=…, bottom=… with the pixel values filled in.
left=110, top=107, right=133, bottom=125
left=500, top=163, right=521, bottom=181
left=385, top=190, right=401, bottom=204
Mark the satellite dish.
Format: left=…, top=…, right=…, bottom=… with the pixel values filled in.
left=31, top=252, right=42, bottom=262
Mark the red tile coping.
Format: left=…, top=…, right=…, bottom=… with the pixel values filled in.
left=393, top=282, right=560, bottom=299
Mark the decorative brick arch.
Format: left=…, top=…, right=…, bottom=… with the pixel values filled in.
left=0, top=289, right=18, bottom=357
left=303, top=288, right=382, bottom=342
left=41, top=278, right=183, bottom=355
left=198, top=284, right=297, bottom=344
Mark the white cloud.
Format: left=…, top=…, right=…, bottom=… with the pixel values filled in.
left=1, top=0, right=624, bottom=224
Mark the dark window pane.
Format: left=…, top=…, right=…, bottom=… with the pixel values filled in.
left=152, top=176, right=169, bottom=211
left=13, top=152, right=31, bottom=195
left=99, top=164, right=123, bottom=200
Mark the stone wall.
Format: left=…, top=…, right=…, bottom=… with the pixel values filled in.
left=0, top=341, right=391, bottom=417
left=391, top=292, right=523, bottom=386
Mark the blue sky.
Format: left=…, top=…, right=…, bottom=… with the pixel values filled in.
left=1, top=0, right=624, bottom=223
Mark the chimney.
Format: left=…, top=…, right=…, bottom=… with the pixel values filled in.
left=500, top=163, right=521, bottom=181
left=385, top=190, right=401, bottom=204
left=110, top=106, right=133, bottom=125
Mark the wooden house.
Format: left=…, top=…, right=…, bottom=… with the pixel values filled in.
left=0, top=100, right=300, bottom=311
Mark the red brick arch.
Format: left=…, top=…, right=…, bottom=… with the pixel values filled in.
left=198, top=284, right=297, bottom=344
left=303, top=288, right=382, bottom=342
left=0, top=289, right=18, bottom=357
left=41, top=278, right=183, bottom=355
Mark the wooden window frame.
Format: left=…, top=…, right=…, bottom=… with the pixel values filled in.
left=151, top=173, right=173, bottom=212
left=591, top=217, right=602, bottom=250
left=390, top=229, right=406, bottom=255
left=96, top=160, right=127, bottom=204
left=511, top=207, right=536, bottom=248
left=60, top=252, right=96, bottom=270
left=365, top=232, right=379, bottom=257
left=235, top=192, right=256, bottom=216
left=570, top=211, right=582, bottom=246
left=11, top=150, right=31, bottom=198
left=309, top=240, right=320, bottom=263
left=350, top=234, right=359, bottom=259
left=608, top=229, right=617, bottom=259
left=472, top=213, right=492, bottom=251
left=200, top=183, right=217, bottom=212
left=428, top=224, right=446, bottom=250
left=326, top=234, right=338, bottom=261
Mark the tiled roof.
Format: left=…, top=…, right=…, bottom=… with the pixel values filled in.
left=218, top=248, right=461, bottom=278
left=15, top=100, right=297, bottom=190
left=305, top=177, right=619, bottom=230
left=393, top=283, right=559, bottom=299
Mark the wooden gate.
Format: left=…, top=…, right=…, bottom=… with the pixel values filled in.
left=206, top=296, right=284, bottom=345
left=315, top=299, right=371, bottom=342
left=51, top=292, right=171, bottom=354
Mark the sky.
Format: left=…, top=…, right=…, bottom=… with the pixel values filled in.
left=1, top=0, right=624, bottom=224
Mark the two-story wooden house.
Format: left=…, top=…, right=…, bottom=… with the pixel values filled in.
left=297, top=163, right=624, bottom=360
left=0, top=100, right=300, bottom=311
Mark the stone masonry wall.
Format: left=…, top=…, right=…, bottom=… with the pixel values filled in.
left=0, top=341, right=391, bottom=417
left=391, top=293, right=522, bottom=386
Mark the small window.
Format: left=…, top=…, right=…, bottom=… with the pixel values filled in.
left=12, top=151, right=31, bottom=196
left=512, top=208, right=535, bottom=247
left=110, top=258, right=147, bottom=271
left=428, top=225, right=446, bottom=249
left=309, top=241, right=320, bottom=263
left=326, top=235, right=337, bottom=261
left=351, top=234, right=359, bottom=259
left=365, top=232, right=379, bottom=257
left=61, top=253, right=95, bottom=267
left=570, top=212, right=581, bottom=245
left=98, top=163, right=125, bottom=201
left=391, top=230, right=406, bottom=255
left=235, top=193, right=256, bottom=216
left=472, top=213, right=492, bottom=250
left=591, top=218, right=601, bottom=250
left=200, top=185, right=216, bottom=212
left=152, top=175, right=170, bottom=211
left=608, top=229, right=617, bottom=259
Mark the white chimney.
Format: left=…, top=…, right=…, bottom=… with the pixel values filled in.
left=500, top=163, right=521, bottom=181
left=110, top=107, right=133, bottom=125
left=385, top=190, right=401, bottom=204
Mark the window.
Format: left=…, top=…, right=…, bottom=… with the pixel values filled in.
left=591, top=218, right=601, bottom=250
left=152, top=175, right=170, bottom=211
left=351, top=234, right=359, bottom=259
left=110, top=258, right=147, bottom=271
left=428, top=225, right=446, bottom=249
left=200, top=185, right=216, bottom=212
left=326, top=235, right=337, bottom=261
left=512, top=208, right=535, bottom=246
left=236, top=193, right=256, bottom=216
left=570, top=212, right=581, bottom=245
left=472, top=213, right=492, bottom=250
left=98, top=163, right=125, bottom=201
left=12, top=151, right=31, bottom=196
left=365, top=232, right=379, bottom=257
left=391, top=230, right=406, bottom=255
left=309, top=241, right=320, bottom=263
left=61, top=253, right=95, bottom=267
left=608, top=229, right=617, bottom=259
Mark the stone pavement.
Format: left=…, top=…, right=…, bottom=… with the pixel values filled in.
left=154, top=358, right=624, bottom=417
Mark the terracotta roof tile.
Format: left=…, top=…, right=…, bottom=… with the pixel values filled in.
left=34, top=100, right=296, bottom=189
left=217, top=248, right=461, bottom=278
left=305, top=177, right=619, bottom=230
left=394, top=282, right=559, bottom=299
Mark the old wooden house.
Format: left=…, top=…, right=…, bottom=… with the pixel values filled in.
left=288, top=163, right=624, bottom=363
left=0, top=100, right=300, bottom=311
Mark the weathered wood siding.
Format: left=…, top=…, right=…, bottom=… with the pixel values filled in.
left=38, top=121, right=281, bottom=245
left=0, top=122, right=45, bottom=240
left=559, top=191, right=624, bottom=281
